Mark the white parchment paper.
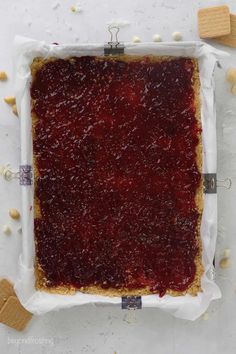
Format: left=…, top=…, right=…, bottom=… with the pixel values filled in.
left=14, top=36, right=227, bottom=320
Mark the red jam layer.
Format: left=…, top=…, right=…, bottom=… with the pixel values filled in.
left=31, top=56, right=201, bottom=296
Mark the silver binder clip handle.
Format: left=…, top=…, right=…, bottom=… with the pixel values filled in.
left=19, top=165, right=32, bottom=185
left=203, top=173, right=217, bottom=194
left=217, top=178, right=232, bottom=190
left=108, top=25, right=120, bottom=47
left=104, top=25, right=124, bottom=56
left=121, top=296, right=142, bottom=310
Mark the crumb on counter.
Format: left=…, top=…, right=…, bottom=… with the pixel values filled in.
left=0, top=71, right=8, bottom=81
left=12, top=104, right=18, bottom=116
left=226, top=68, right=236, bottom=84
left=202, top=312, right=209, bottom=320
left=219, top=257, right=231, bottom=269
left=71, top=5, right=81, bottom=13
left=231, top=84, right=236, bottom=95
left=9, top=208, right=20, bottom=220
left=4, top=96, right=16, bottom=105
left=2, top=224, right=11, bottom=235
left=226, top=68, right=236, bottom=94
left=223, top=248, right=231, bottom=258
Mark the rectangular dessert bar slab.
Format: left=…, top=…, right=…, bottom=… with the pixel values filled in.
left=31, top=55, right=203, bottom=297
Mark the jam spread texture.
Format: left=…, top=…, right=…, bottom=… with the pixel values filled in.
left=31, top=56, right=202, bottom=296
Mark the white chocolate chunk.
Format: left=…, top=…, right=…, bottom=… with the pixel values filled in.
left=219, top=257, right=231, bottom=269
left=132, top=36, right=141, bottom=43
left=223, top=248, right=231, bottom=257
left=172, top=31, right=182, bottom=41
left=153, top=34, right=162, bottom=42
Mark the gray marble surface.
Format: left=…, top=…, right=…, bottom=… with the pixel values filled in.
left=0, top=0, right=236, bottom=353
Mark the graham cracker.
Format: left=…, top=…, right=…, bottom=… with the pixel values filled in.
left=215, top=14, right=236, bottom=48
left=0, top=296, right=33, bottom=331
left=0, top=279, right=16, bottom=309
left=198, top=5, right=230, bottom=38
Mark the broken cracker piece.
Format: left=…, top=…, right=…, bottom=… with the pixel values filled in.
left=0, top=296, right=33, bottom=331
left=0, top=279, right=16, bottom=309
left=198, top=5, right=230, bottom=39
left=215, top=14, right=236, bottom=48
